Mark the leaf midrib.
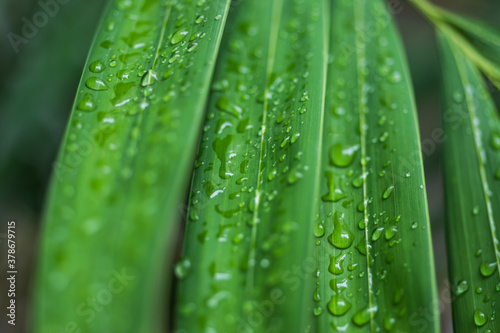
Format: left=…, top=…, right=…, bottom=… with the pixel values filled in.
left=354, top=1, right=376, bottom=330
left=246, top=0, right=284, bottom=292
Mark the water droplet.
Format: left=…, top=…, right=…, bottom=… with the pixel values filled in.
left=453, top=91, right=463, bottom=103
left=474, top=309, right=487, bottom=327
left=195, top=15, right=205, bottom=24
left=175, top=258, right=191, bottom=279
left=480, top=261, right=497, bottom=277
left=187, top=42, right=198, bottom=52
left=330, top=143, right=359, bottom=168
left=116, top=0, right=133, bottom=11
left=171, top=29, right=189, bottom=44
left=456, top=280, right=469, bottom=296
left=472, top=206, right=480, bottom=216
left=328, top=212, right=354, bottom=249
left=388, top=71, right=402, bottom=83
left=379, top=131, right=389, bottom=143
left=141, top=70, right=159, bottom=87
left=411, top=221, right=418, bottom=229
left=314, top=223, right=325, bottom=237
left=322, top=171, right=347, bottom=202
left=385, top=225, right=398, bottom=240
left=314, top=306, right=323, bottom=316
left=372, top=227, right=384, bottom=241
left=215, top=14, right=222, bottom=21
left=384, top=315, right=396, bottom=331
left=352, top=306, right=378, bottom=327
left=86, top=77, right=109, bottom=91
left=77, top=93, right=97, bottom=111
left=382, top=185, right=394, bottom=199
left=287, top=166, right=303, bottom=184
left=89, top=60, right=105, bottom=73
left=328, top=295, right=352, bottom=316
left=213, top=135, right=234, bottom=179
left=490, top=132, right=500, bottom=150
left=329, top=253, right=346, bottom=275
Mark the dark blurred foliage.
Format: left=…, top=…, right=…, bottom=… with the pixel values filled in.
left=0, top=0, right=499, bottom=332
left=0, top=1, right=105, bottom=332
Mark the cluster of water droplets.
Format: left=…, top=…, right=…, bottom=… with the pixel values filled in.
left=312, top=0, right=434, bottom=330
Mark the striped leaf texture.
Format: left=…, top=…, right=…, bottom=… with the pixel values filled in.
left=314, top=0, right=439, bottom=331
left=34, top=0, right=231, bottom=332
left=175, top=0, right=440, bottom=332
left=175, top=0, right=328, bottom=332
left=438, top=31, right=500, bottom=332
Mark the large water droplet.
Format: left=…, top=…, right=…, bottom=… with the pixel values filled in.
left=329, top=143, right=359, bottom=168
left=328, top=295, right=352, bottom=316
left=328, top=212, right=354, bottom=249
left=89, top=60, right=105, bottom=73
left=329, top=253, right=346, bottom=275
left=141, top=70, right=159, bottom=87
left=77, top=93, right=97, bottom=111
left=322, top=171, right=347, bottom=202
left=352, top=306, right=378, bottom=327
left=382, top=185, right=394, bottom=199
left=171, top=29, right=189, bottom=44
left=474, top=309, right=487, bottom=327
left=86, top=77, right=109, bottom=91
left=480, top=261, right=497, bottom=277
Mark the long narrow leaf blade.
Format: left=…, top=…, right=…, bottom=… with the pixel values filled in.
left=410, top=0, right=500, bottom=89
left=314, top=0, right=439, bottom=331
left=34, top=0, right=231, bottom=332
left=175, top=0, right=328, bottom=331
left=438, top=31, right=500, bottom=333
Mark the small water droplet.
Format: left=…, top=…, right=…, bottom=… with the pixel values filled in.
left=453, top=91, right=463, bottom=103
left=490, top=132, right=500, bottom=150
left=456, top=280, right=469, bottom=295
left=175, top=258, right=191, bottom=279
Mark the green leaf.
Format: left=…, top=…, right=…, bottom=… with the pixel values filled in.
left=438, top=31, right=500, bottom=332
left=410, top=0, right=500, bottom=89
left=34, top=0, right=231, bottom=332
left=314, top=0, right=439, bottom=331
left=175, top=0, right=328, bottom=331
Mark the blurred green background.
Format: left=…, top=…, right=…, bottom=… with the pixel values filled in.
left=1, top=0, right=499, bottom=332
